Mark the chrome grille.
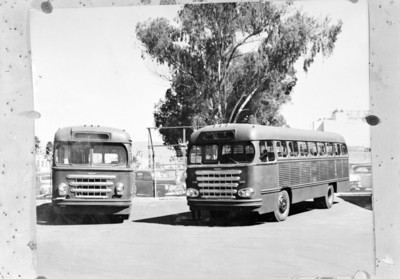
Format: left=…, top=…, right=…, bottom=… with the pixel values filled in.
left=67, top=175, right=115, bottom=199
left=195, top=170, right=241, bottom=199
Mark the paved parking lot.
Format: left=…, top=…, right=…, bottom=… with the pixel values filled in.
left=36, top=195, right=374, bottom=279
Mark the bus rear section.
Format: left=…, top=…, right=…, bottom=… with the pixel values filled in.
left=51, top=126, right=135, bottom=221
left=186, top=124, right=349, bottom=222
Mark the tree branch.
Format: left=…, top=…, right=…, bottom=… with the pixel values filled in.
left=224, top=31, right=262, bottom=70
left=233, top=88, right=258, bottom=123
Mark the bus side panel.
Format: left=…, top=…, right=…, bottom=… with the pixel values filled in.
left=248, top=164, right=279, bottom=192
left=248, top=164, right=279, bottom=214
left=291, top=184, right=329, bottom=204
left=336, top=180, right=349, bottom=193
left=257, top=192, right=280, bottom=214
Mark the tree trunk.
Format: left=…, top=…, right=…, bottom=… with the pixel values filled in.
left=230, top=88, right=258, bottom=123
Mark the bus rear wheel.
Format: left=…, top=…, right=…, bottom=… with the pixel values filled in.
left=314, top=185, right=334, bottom=209
left=273, top=190, right=290, bottom=222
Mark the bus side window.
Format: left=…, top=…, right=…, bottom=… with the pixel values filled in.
left=287, top=141, right=293, bottom=157
left=317, top=142, right=326, bottom=156
left=259, top=141, right=267, bottom=162
left=244, top=144, right=255, bottom=162
left=288, top=141, right=299, bottom=157
left=266, top=141, right=275, bottom=161
left=326, top=143, right=333, bottom=156
left=260, top=141, right=276, bottom=162
left=309, top=142, right=318, bottom=156
left=341, top=143, right=348, bottom=155
left=276, top=141, right=288, bottom=158
left=298, top=141, right=309, bottom=157
left=334, top=143, right=341, bottom=156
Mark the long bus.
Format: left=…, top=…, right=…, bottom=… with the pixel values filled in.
left=186, top=124, right=349, bottom=221
left=51, top=125, right=135, bottom=221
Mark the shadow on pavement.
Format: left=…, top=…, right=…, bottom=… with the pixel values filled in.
left=133, top=200, right=331, bottom=227
left=36, top=203, right=125, bottom=225
left=133, top=211, right=263, bottom=227
left=338, top=195, right=372, bottom=210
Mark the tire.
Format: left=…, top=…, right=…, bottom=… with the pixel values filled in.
left=273, top=190, right=290, bottom=222
left=314, top=185, right=334, bottom=209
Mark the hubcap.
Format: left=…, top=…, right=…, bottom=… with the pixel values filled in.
left=278, top=195, right=288, bottom=213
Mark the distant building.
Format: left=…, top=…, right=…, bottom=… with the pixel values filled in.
left=35, top=151, right=51, bottom=173
left=315, top=110, right=370, bottom=148
left=315, top=110, right=371, bottom=164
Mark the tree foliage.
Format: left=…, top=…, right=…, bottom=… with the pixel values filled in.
left=136, top=2, right=342, bottom=146
left=35, top=136, right=41, bottom=153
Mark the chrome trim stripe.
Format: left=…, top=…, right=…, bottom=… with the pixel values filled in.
left=70, top=189, right=112, bottom=193
left=188, top=163, right=255, bottom=168
left=260, top=178, right=349, bottom=194
left=72, top=196, right=109, bottom=199
left=196, top=177, right=240, bottom=182
left=66, top=174, right=116, bottom=179
left=69, top=182, right=114, bottom=186
left=199, top=189, right=237, bottom=194
left=260, top=188, right=281, bottom=194
left=277, top=157, right=346, bottom=162
left=200, top=195, right=236, bottom=199
left=198, top=183, right=239, bottom=187
left=288, top=178, right=349, bottom=190
left=195, top=170, right=242, bottom=175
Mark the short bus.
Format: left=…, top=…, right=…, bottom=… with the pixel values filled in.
left=52, top=125, right=135, bottom=221
left=186, top=124, right=349, bottom=221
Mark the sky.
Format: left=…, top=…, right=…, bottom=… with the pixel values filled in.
left=30, top=0, right=369, bottom=146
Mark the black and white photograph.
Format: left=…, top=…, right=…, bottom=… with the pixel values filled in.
left=0, top=0, right=399, bottom=279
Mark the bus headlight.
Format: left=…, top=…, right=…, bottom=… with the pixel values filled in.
left=186, top=188, right=199, bottom=198
left=238, top=188, right=254, bottom=198
left=115, top=182, right=124, bottom=195
left=58, top=183, right=68, bottom=196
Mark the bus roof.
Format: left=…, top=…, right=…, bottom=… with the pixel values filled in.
left=54, top=125, right=132, bottom=143
left=190, top=124, right=346, bottom=144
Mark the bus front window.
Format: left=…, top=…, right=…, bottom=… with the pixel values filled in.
left=221, top=143, right=255, bottom=163
left=204, top=144, right=218, bottom=163
left=189, top=142, right=255, bottom=164
left=55, top=143, right=127, bottom=166
left=189, top=145, right=202, bottom=164
left=55, top=143, right=91, bottom=165
left=92, top=144, right=127, bottom=166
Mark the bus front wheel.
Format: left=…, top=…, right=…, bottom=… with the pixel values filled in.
left=273, top=190, right=290, bottom=222
left=314, top=185, right=334, bottom=209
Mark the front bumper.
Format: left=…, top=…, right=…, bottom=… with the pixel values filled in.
left=187, top=198, right=262, bottom=211
left=52, top=198, right=132, bottom=215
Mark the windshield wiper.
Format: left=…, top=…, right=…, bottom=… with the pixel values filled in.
left=226, top=156, right=239, bottom=164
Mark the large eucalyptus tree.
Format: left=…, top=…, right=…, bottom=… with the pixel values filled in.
left=136, top=2, right=342, bottom=146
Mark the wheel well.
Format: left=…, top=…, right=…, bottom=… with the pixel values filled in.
left=281, top=187, right=292, bottom=204
left=330, top=182, right=337, bottom=193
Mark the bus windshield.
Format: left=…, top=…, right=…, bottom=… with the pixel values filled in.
left=189, top=142, right=255, bottom=164
left=55, top=142, right=128, bottom=166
